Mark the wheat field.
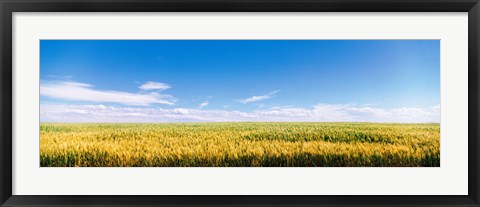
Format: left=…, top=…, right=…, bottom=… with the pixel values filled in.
left=40, top=122, right=440, bottom=167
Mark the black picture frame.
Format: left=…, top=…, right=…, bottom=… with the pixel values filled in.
left=1, top=0, right=479, bottom=206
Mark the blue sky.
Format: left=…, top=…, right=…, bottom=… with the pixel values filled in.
left=40, top=40, right=440, bottom=123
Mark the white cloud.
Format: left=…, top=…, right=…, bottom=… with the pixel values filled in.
left=40, top=103, right=440, bottom=123
left=307, top=104, right=440, bottom=123
left=40, top=81, right=176, bottom=106
left=198, top=101, right=209, bottom=109
left=239, top=90, right=280, bottom=104
left=139, top=81, right=171, bottom=91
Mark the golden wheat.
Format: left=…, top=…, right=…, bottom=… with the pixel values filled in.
left=40, top=122, right=440, bottom=167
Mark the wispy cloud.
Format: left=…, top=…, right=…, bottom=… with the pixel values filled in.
left=40, top=103, right=440, bottom=123
left=258, top=104, right=440, bottom=123
left=198, top=101, right=209, bottom=109
left=40, top=81, right=176, bottom=106
left=139, top=81, right=171, bottom=91
left=269, top=105, right=294, bottom=110
left=239, top=90, right=280, bottom=104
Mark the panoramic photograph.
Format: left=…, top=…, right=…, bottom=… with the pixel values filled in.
left=40, top=40, right=440, bottom=167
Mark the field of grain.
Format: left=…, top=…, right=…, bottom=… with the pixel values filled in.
left=40, top=122, right=440, bottom=167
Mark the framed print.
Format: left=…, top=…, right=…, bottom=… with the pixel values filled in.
left=1, top=0, right=479, bottom=206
